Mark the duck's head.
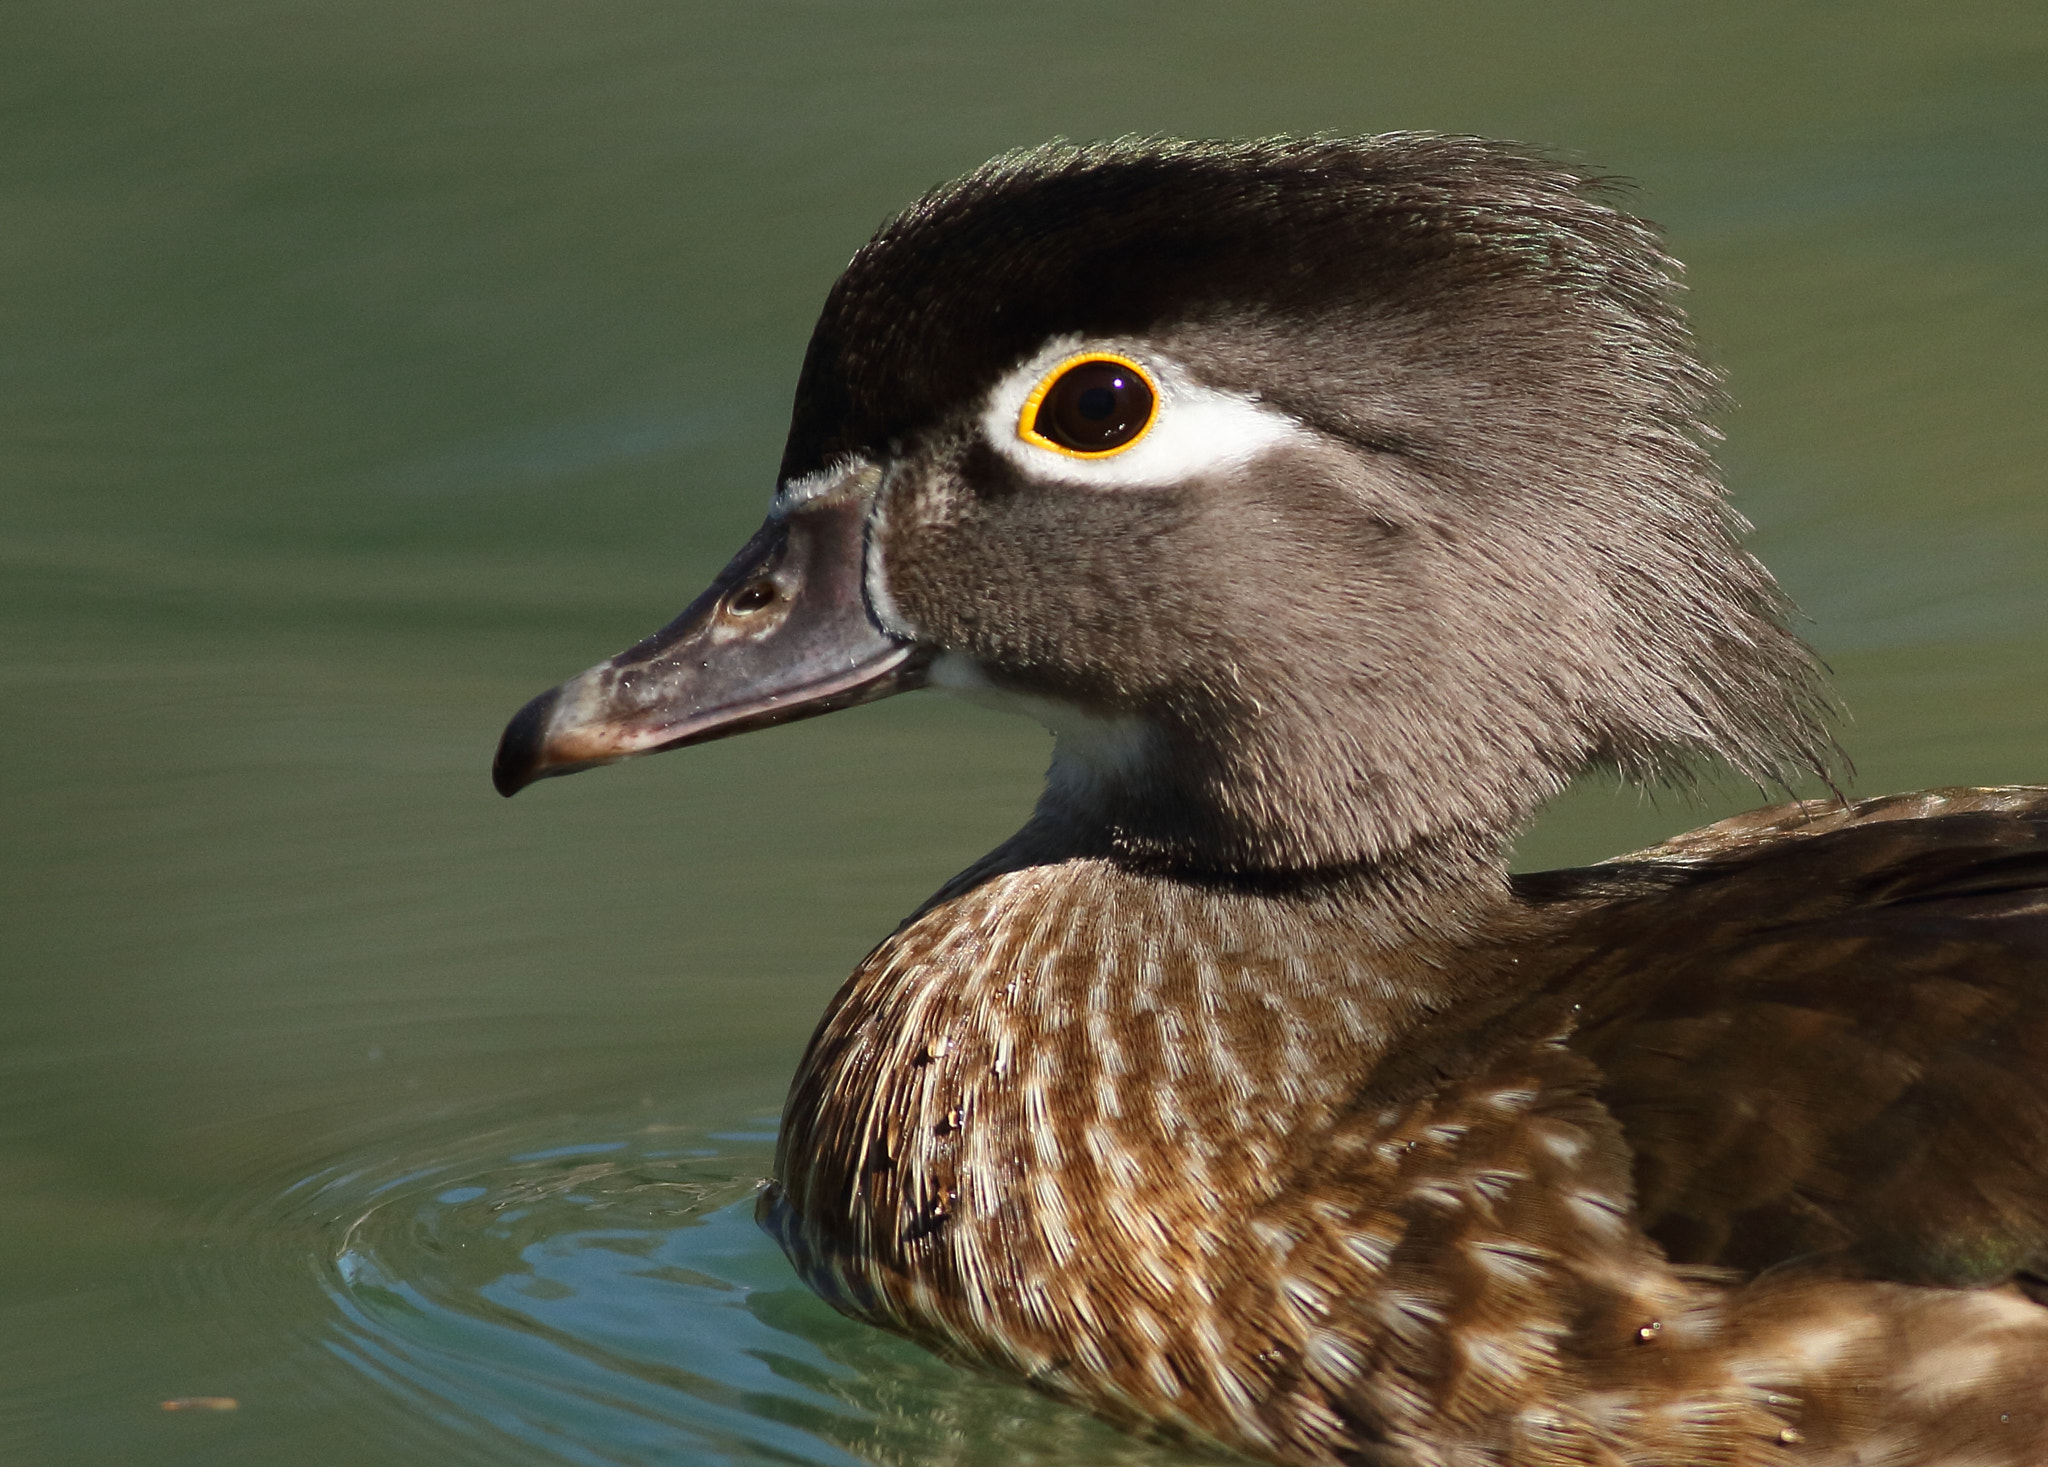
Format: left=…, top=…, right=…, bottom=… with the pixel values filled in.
left=493, top=135, right=1834, bottom=880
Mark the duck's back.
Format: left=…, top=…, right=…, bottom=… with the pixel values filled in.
left=1543, top=786, right=2048, bottom=1290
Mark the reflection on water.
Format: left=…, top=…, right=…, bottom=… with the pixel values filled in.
left=310, top=1115, right=1193, bottom=1467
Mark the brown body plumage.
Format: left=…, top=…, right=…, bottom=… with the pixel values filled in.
left=762, top=789, right=2048, bottom=1464
left=494, top=137, right=2048, bottom=1464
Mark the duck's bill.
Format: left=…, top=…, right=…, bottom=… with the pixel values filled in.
left=491, top=482, right=925, bottom=797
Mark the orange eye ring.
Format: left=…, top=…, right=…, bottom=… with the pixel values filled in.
left=1017, top=353, right=1159, bottom=458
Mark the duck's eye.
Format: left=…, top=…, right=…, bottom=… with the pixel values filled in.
left=1019, top=354, right=1158, bottom=457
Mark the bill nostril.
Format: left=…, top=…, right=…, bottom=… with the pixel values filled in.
left=727, top=580, right=779, bottom=616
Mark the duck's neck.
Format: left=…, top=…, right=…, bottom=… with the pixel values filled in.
left=931, top=654, right=1541, bottom=882
left=1002, top=776, right=1521, bottom=948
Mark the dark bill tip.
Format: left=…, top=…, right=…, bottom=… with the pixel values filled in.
left=492, top=687, right=562, bottom=797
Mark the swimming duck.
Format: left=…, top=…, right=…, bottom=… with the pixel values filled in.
left=492, top=136, right=2048, bottom=1466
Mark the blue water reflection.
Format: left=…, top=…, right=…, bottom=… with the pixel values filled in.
left=317, top=1122, right=1193, bottom=1466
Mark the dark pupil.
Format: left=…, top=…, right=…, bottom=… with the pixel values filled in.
left=1075, top=386, right=1117, bottom=420
left=1036, top=360, right=1154, bottom=451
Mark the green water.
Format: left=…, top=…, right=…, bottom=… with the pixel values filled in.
left=4, top=4, right=2044, bottom=1463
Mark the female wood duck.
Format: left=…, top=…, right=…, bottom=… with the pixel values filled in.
left=492, top=136, right=2048, bottom=1465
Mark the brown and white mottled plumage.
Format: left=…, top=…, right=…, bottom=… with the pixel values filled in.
left=494, top=136, right=2048, bottom=1465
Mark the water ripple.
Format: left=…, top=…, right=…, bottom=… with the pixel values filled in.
left=225, top=1112, right=1201, bottom=1466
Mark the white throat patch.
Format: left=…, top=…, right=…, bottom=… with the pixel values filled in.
left=929, top=651, right=1159, bottom=796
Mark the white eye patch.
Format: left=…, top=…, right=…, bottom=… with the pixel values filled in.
left=979, top=337, right=1309, bottom=489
